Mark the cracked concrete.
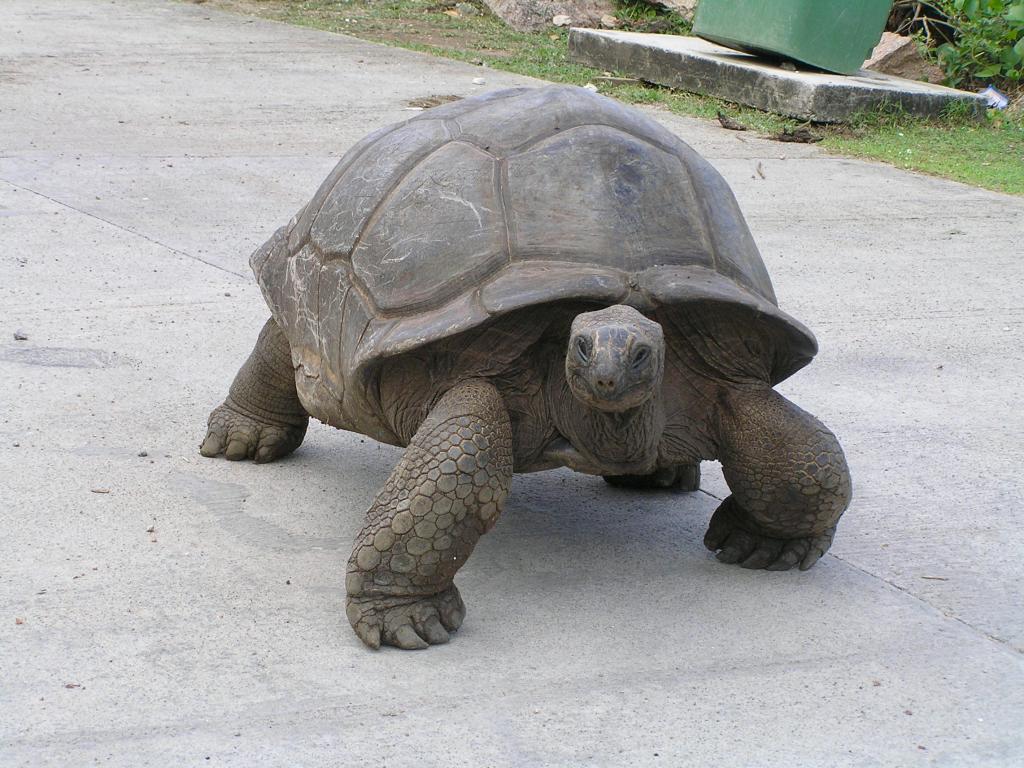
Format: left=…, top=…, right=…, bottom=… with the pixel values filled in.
left=2, top=0, right=1023, bottom=766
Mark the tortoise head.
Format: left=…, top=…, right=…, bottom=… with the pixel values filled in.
left=565, top=305, right=664, bottom=413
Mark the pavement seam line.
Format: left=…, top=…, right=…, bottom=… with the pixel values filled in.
left=700, top=487, right=1019, bottom=657
left=828, top=550, right=1022, bottom=658
left=3, top=298, right=243, bottom=316
left=0, top=178, right=248, bottom=280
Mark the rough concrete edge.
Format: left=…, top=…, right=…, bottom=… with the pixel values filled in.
left=569, top=28, right=815, bottom=120
left=807, top=78, right=988, bottom=123
left=568, top=29, right=988, bottom=122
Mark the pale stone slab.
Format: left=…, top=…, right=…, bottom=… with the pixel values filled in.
left=569, top=30, right=987, bottom=122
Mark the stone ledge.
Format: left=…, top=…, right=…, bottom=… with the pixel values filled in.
left=568, top=30, right=987, bottom=123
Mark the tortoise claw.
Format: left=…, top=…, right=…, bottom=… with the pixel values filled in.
left=200, top=401, right=306, bottom=464
left=346, top=585, right=465, bottom=651
left=704, top=498, right=835, bottom=572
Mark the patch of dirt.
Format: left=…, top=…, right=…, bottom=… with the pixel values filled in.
left=406, top=94, right=463, bottom=109
left=771, top=126, right=823, bottom=144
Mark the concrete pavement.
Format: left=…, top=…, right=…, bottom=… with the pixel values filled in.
left=2, top=1, right=1023, bottom=765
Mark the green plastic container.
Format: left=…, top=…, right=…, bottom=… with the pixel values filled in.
left=692, top=0, right=892, bottom=75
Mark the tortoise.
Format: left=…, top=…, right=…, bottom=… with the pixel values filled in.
left=200, top=85, right=852, bottom=650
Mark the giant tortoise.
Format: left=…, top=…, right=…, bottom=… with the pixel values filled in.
left=201, top=85, right=852, bottom=650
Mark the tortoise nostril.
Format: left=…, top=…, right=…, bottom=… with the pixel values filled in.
left=595, top=377, right=615, bottom=392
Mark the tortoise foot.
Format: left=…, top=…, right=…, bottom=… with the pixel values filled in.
left=703, top=496, right=835, bottom=571
left=199, top=400, right=307, bottom=464
left=346, top=585, right=465, bottom=650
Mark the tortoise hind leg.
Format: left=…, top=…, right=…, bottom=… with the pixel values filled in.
left=604, top=463, right=700, bottom=492
left=200, top=317, right=308, bottom=464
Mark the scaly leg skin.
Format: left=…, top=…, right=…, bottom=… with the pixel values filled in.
left=346, top=379, right=513, bottom=650
left=604, top=463, right=701, bottom=492
left=705, top=386, right=852, bottom=571
left=200, top=318, right=308, bottom=464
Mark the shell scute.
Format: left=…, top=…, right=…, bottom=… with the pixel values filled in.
left=450, top=85, right=680, bottom=156
left=503, top=124, right=712, bottom=272
left=351, top=141, right=507, bottom=314
left=310, top=118, right=451, bottom=260
left=288, top=122, right=399, bottom=254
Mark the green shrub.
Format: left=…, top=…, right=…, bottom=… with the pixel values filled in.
left=935, top=0, right=1024, bottom=88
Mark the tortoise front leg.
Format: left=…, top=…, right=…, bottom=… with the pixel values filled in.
left=705, top=386, right=852, bottom=571
left=346, top=379, right=513, bottom=650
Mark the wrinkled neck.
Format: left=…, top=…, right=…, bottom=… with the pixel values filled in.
left=549, top=357, right=664, bottom=471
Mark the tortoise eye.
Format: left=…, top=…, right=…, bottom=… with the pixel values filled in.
left=632, top=346, right=650, bottom=368
left=575, top=337, right=591, bottom=364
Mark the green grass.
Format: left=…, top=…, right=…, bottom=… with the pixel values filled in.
left=825, top=110, right=1024, bottom=193
left=201, top=0, right=1024, bottom=195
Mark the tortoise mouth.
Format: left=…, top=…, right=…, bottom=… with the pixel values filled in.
left=568, top=372, right=655, bottom=412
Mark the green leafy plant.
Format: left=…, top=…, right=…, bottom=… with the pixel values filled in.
left=934, top=0, right=1024, bottom=87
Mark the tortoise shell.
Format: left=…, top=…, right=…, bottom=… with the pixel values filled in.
left=250, top=85, right=815, bottom=442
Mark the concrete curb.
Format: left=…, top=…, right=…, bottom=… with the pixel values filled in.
left=569, top=30, right=988, bottom=122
